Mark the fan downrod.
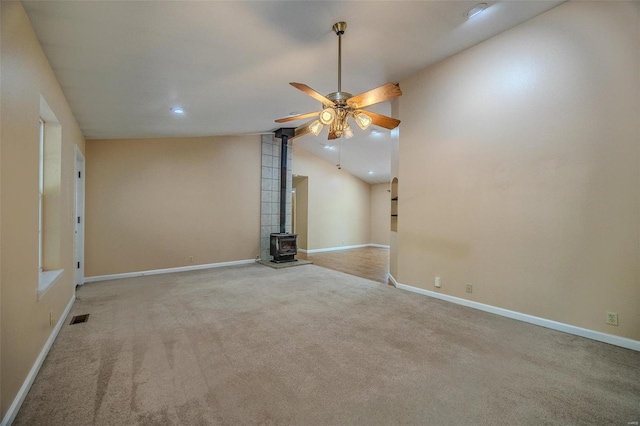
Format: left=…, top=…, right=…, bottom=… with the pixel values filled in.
left=333, top=22, right=347, bottom=93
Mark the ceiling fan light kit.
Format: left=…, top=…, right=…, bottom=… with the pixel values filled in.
left=275, top=22, right=402, bottom=140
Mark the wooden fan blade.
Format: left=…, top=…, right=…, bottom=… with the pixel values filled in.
left=290, top=82, right=334, bottom=106
left=360, top=110, right=401, bottom=130
left=275, top=111, right=320, bottom=123
left=293, top=119, right=317, bottom=139
left=347, top=83, right=402, bottom=109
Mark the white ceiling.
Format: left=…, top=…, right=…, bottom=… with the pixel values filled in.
left=23, top=0, right=563, bottom=184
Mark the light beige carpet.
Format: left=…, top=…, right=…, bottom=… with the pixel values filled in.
left=14, top=264, right=640, bottom=425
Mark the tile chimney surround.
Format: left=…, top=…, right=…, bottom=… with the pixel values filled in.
left=260, top=133, right=292, bottom=261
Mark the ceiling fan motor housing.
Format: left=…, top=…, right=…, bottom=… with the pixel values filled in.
left=326, top=91, right=352, bottom=107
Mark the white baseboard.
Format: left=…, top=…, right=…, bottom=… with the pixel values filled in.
left=301, top=244, right=389, bottom=254
left=302, top=244, right=369, bottom=254
left=84, top=259, right=256, bottom=283
left=388, top=273, right=399, bottom=287
left=395, top=282, right=640, bottom=352
left=1, top=295, right=75, bottom=426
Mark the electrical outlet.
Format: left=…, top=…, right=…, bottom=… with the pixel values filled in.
left=606, top=311, right=618, bottom=326
left=466, top=283, right=473, bottom=293
left=435, top=277, right=441, bottom=288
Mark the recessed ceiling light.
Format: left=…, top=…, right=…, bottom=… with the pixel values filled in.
left=324, top=145, right=334, bottom=150
left=171, top=106, right=185, bottom=114
left=368, top=170, right=374, bottom=175
left=466, top=3, right=488, bottom=19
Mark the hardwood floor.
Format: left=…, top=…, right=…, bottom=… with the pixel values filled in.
left=296, top=246, right=390, bottom=284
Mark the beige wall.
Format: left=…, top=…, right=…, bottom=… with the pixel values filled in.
left=1, top=1, right=86, bottom=418
left=85, top=136, right=261, bottom=276
left=0, top=0, right=3, bottom=413
left=292, top=146, right=371, bottom=250
left=370, top=183, right=391, bottom=246
left=389, top=101, right=400, bottom=279
left=292, top=176, right=309, bottom=250
left=397, top=1, right=640, bottom=340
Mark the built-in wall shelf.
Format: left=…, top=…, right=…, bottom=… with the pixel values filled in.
left=391, top=178, right=398, bottom=232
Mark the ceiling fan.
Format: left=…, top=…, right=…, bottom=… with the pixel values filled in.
left=275, top=22, right=402, bottom=140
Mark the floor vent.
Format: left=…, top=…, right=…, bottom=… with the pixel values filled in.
left=70, top=314, right=90, bottom=325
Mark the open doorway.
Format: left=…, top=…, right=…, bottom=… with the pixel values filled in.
left=293, top=174, right=390, bottom=284
left=292, top=175, right=308, bottom=251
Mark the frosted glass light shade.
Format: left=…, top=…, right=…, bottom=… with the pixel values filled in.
left=344, top=124, right=354, bottom=139
left=309, top=120, right=323, bottom=136
left=354, top=112, right=372, bottom=130
left=319, top=108, right=336, bottom=125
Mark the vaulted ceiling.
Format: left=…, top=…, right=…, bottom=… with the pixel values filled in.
left=23, top=1, right=563, bottom=183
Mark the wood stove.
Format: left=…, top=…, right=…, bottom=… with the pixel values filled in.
left=270, top=233, right=297, bottom=263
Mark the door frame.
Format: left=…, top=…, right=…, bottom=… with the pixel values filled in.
left=74, top=146, right=85, bottom=286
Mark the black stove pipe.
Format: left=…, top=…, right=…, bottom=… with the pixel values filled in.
left=274, top=128, right=295, bottom=234
left=279, top=135, right=288, bottom=234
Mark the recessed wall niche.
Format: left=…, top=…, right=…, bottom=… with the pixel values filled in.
left=391, top=177, right=398, bottom=232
